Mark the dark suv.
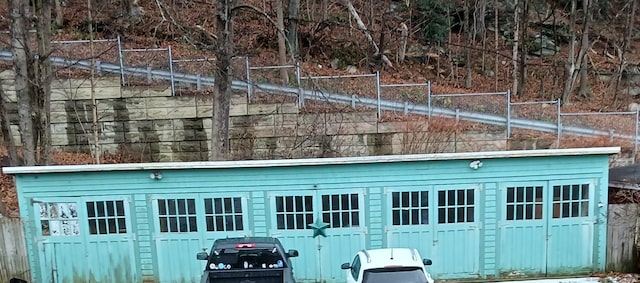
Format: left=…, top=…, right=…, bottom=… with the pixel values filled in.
left=197, top=237, right=299, bottom=283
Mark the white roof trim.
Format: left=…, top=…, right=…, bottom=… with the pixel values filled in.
left=2, top=147, right=621, bottom=175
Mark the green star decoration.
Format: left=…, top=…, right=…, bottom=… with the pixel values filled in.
left=308, top=218, right=329, bottom=238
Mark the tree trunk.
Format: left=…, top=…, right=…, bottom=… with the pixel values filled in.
left=494, top=3, right=499, bottom=90
left=87, top=0, right=100, bottom=164
left=517, top=0, right=529, bottom=97
left=211, top=0, right=233, bottom=161
left=625, top=0, right=637, bottom=51
left=561, top=0, right=577, bottom=105
left=474, top=0, right=486, bottom=41
left=464, top=0, right=472, bottom=88
left=321, top=0, right=328, bottom=21
left=10, top=0, right=36, bottom=165
left=398, top=22, right=408, bottom=62
left=34, top=0, right=53, bottom=165
left=54, top=0, right=64, bottom=27
left=512, top=0, right=520, bottom=97
left=578, top=0, right=591, bottom=98
left=286, top=0, right=300, bottom=57
left=0, top=84, right=19, bottom=166
left=276, top=0, right=289, bottom=84
left=341, top=0, right=393, bottom=67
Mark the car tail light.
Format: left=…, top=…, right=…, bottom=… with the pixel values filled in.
left=236, top=243, right=255, bottom=248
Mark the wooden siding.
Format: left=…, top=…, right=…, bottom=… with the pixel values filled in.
left=11, top=153, right=613, bottom=282
left=0, top=216, right=30, bottom=282
left=606, top=204, right=639, bottom=272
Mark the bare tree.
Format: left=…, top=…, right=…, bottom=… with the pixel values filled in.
left=10, top=0, right=36, bottom=165
left=578, top=0, right=592, bottom=98
left=211, top=0, right=235, bottom=161
left=54, top=0, right=64, bottom=27
left=321, top=0, right=329, bottom=21
left=286, top=0, right=300, bottom=56
left=474, top=0, right=486, bottom=41
left=0, top=83, right=19, bottom=166
left=561, top=0, right=589, bottom=104
left=276, top=0, right=289, bottom=84
left=518, top=0, right=529, bottom=97
left=464, top=0, right=472, bottom=88
left=341, top=0, right=393, bottom=67
left=625, top=0, right=637, bottom=51
left=512, top=0, right=520, bottom=97
left=34, top=0, right=53, bottom=165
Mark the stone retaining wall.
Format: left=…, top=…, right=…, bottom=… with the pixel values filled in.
left=0, top=71, right=511, bottom=161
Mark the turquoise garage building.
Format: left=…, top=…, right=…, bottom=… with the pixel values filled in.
left=3, top=147, right=619, bottom=283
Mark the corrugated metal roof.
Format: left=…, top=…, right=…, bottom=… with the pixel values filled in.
left=1, top=147, right=621, bottom=175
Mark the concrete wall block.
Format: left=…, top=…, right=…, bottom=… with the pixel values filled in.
left=274, top=114, right=299, bottom=127
left=166, top=107, right=197, bottom=119
left=296, top=122, right=326, bottom=136
left=325, top=122, right=376, bottom=135
left=52, top=86, right=121, bottom=101
left=378, top=121, right=408, bottom=133
left=230, top=94, right=247, bottom=105
left=298, top=113, right=325, bottom=125
left=50, top=111, right=69, bottom=123
left=229, top=126, right=276, bottom=139
left=177, top=141, right=205, bottom=152
left=51, top=133, right=70, bottom=146
left=126, top=108, right=148, bottom=120
left=50, top=123, right=69, bottom=134
left=230, top=115, right=275, bottom=128
left=152, top=119, right=174, bottom=131
left=121, top=86, right=172, bottom=98
left=146, top=108, right=168, bottom=119
left=278, top=103, right=299, bottom=114
left=325, top=112, right=377, bottom=124
left=145, top=96, right=196, bottom=108
left=124, top=98, right=148, bottom=109
left=3, top=89, right=16, bottom=102
left=0, top=69, right=15, bottom=80
left=229, top=104, right=248, bottom=116
left=248, top=104, right=279, bottom=115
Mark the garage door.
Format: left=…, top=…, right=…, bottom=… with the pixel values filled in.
left=268, top=188, right=366, bottom=283
left=386, top=185, right=480, bottom=279
left=151, top=192, right=250, bottom=283
left=33, top=196, right=137, bottom=283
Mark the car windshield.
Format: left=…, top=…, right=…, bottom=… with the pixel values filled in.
left=362, top=267, right=427, bottom=283
left=207, top=248, right=287, bottom=270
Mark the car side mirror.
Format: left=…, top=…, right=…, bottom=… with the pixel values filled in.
left=341, top=263, right=351, bottom=270
left=197, top=251, right=209, bottom=260
left=287, top=249, right=299, bottom=257
left=423, top=259, right=432, bottom=266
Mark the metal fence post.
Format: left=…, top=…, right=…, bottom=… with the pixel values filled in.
left=168, top=45, right=176, bottom=96
left=506, top=89, right=511, bottom=138
left=556, top=98, right=561, bottom=147
left=296, top=62, right=303, bottom=108
left=376, top=71, right=381, bottom=120
left=427, top=80, right=432, bottom=118
left=246, top=56, right=252, bottom=103
left=117, top=36, right=125, bottom=86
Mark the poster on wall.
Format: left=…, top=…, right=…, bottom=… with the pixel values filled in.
left=38, top=202, right=80, bottom=237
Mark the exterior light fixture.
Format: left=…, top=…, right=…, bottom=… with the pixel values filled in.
left=469, top=160, right=483, bottom=170
left=150, top=172, right=163, bottom=180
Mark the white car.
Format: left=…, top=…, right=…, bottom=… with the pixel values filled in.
left=341, top=248, right=434, bottom=283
